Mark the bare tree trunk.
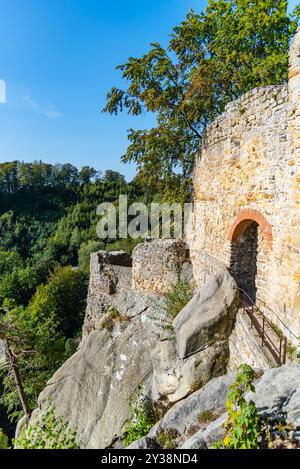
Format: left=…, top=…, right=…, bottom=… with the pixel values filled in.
left=4, top=339, right=31, bottom=422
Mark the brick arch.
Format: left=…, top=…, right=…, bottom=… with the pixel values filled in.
left=228, top=209, right=273, bottom=244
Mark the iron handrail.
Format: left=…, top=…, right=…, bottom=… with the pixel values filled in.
left=238, top=287, right=288, bottom=365
left=238, top=287, right=298, bottom=339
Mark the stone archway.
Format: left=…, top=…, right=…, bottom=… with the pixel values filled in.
left=228, top=209, right=273, bottom=302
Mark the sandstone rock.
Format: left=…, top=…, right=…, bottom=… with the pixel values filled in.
left=134, top=364, right=300, bottom=449
left=112, top=289, right=165, bottom=320
left=34, top=316, right=158, bottom=449
left=150, top=337, right=230, bottom=406
left=179, top=432, right=207, bottom=449
left=157, top=372, right=235, bottom=437
left=127, top=437, right=159, bottom=449
left=247, top=363, right=300, bottom=427
left=202, top=414, right=227, bottom=448
left=174, top=271, right=238, bottom=359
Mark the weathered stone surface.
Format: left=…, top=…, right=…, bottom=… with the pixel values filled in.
left=155, top=372, right=235, bottom=441
left=112, top=289, right=165, bottom=320
left=202, top=414, right=227, bottom=448
left=127, top=437, right=159, bottom=449
left=174, top=271, right=238, bottom=359
left=35, top=317, right=158, bottom=449
left=248, top=363, right=300, bottom=427
left=150, top=338, right=230, bottom=406
left=188, top=28, right=300, bottom=342
left=132, top=239, right=189, bottom=295
left=134, top=364, right=300, bottom=449
left=179, top=432, right=207, bottom=449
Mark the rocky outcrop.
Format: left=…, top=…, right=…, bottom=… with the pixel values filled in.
left=129, top=364, right=300, bottom=449
left=174, top=271, right=238, bottom=359
left=147, top=270, right=238, bottom=407
left=27, top=258, right=239, bottom=449
left=36, top=293, right=164, bottom=449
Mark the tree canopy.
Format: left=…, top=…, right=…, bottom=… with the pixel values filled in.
left=104, top=0, right=300, bottom=200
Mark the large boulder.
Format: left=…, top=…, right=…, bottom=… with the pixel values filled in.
left=174, top=271, right=238, bottom=359
left=150, top=338, right=229, bottom=406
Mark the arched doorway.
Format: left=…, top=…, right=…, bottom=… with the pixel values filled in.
left=230, top=221, right=259, bottom=301
left=228, top=209, right=273, bottom=303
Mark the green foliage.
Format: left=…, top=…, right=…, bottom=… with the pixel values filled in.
left=165, top=280, right=192, bottom=319
left=15, top=405, right=79, bottom=449
left=104, top=0, right=298, bottom=200
left=156, top=428, right=179, bottom=449
left=100, top=308, right=127, bottom=332
left=0, top=266, right=87, bottom=421
left=0, top=160, right=157, bottom=426
left=214, top=364, right=261, bottom=449
left=0, top=427, right=9, bottom=449
left=122, top=399, right=156, bottom=447
left=198, top=410, right=215, bottom=424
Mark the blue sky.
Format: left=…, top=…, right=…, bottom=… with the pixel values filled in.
left=0, top=1, right=298, bottom=180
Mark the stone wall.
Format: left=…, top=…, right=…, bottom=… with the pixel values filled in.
left=84, top=240, right=194, bottom=333
left=228, top=311, right=272, bottom=371
left=83, top=251, right=132, bottom=333
left=188, top=29, right=300, bottom=342
left=132, top=239, right=189, bottom=295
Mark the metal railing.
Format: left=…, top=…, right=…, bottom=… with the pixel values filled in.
left=238, top=288, right=288, bottom=366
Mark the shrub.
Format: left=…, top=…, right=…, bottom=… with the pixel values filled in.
left=15, top=405, right=79, bottom=449
left=165, top=280, right=192, bottom=319
left=156, top=428, right=179, bottom=449
left=0, top=427, right=9, bottom=449
left=122, top=399, right=156, bottom=447
left=100, top=308, right=127, bottom=332
left=214, top=364, right=261, bottom=449
left=198, top=410, right=215, bottom=424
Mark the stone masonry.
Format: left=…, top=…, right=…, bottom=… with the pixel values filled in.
left=188, top=29, right=300, bottom=342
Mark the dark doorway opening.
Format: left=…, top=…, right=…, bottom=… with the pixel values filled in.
left=230, top=221, right=259, bottom=303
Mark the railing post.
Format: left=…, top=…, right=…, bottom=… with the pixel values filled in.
left=283, top=337, right=288, bottom=365
left=262, top=316, right=265, bottom=347
left=279, top=339, right=282, bottom=364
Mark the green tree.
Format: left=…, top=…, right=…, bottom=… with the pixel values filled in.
left=104, top=0, right=299, bottom=200
left=0, top=266, right=87, bottom=420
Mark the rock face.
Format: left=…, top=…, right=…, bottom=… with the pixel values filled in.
left=37, top=290, right=166, bottom=449
left=129, top=364, right=300, bottom=449
left=28, top=257, right=239, bottom=449
left=174, top=271, right=238, bottom=359
left=147, top=270, right=238, bottom=407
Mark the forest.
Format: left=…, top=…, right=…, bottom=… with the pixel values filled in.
left=0, top=160, right=151, bottom=436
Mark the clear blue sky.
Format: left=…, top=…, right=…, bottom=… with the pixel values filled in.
left=0, top=1, right=298, bottom=180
